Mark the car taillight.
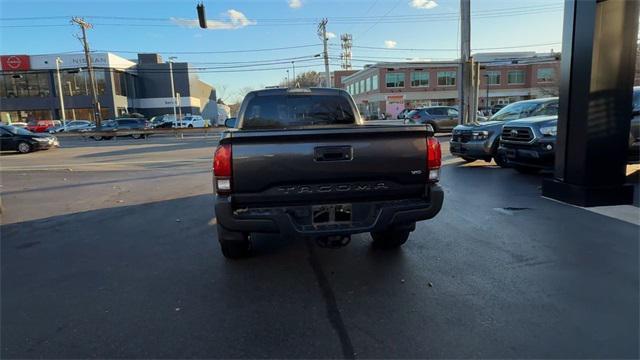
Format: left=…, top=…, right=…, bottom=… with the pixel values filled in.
left=213, top=144, right=232, bottom=194
left=411, top=114, right=420, bottom=120
left=427, top=137, right=441, bottom=182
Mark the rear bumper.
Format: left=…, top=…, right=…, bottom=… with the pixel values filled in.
left=215, top=185, right=444, bottom=237
left=499, top=139, right=556, bottom=169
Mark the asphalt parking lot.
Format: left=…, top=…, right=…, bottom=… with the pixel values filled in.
left=1, top=136, right=638, bottom=358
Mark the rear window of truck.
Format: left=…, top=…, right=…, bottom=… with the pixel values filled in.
left=242, top=95, right=355, bottom=129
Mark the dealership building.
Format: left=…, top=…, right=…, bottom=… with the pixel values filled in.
left=0, top=53, right=217, bottom=123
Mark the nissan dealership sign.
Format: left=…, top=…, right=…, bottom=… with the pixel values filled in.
left=30, top=53, right=110, bottom=70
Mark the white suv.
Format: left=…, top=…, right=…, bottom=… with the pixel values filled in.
left=174, top=115, right=207, bottom=128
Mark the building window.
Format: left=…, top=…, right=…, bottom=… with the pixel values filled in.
left=410, top=71, right=429, bottom=87
left=372, top=75, right=379, bottom=90
left=537, top=68, right=555, bottom=83
left=385, top=72, right=405, bottom=88
left=486, top=71, right=501, bottom=85
left=60, top=70, right=106, bottom=97
left=113, top=71, right=128, bottom=97
left=437, top=71, right=456, bottom=86
left=507, top=70, right=525, bottom=84
left=365, top=77, right=371, bottom=92
left=0, top=72, right=50, bottom=98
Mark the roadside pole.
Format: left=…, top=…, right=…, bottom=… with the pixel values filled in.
left=318, top=18, right=331, bottom=87
left=71, top=17, right=102, bottom=128
left=459, top=0, right=472, bottom=124
left=169, top=57, right=178, bottom=127
left=177, top=92, right=183, bottom=139
left=55, top=57, right=66, bottom=127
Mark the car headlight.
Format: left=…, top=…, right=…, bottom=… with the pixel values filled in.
left=34, top=137, right=50, bottom=142
left=540, top=126, right=557, bottom=136
left=472, top=130, right=489, bottom=140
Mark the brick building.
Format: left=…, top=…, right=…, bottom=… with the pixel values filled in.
left=339, top=52, right=561, bottom=119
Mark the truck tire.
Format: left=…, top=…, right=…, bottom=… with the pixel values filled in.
left=217, top=225, right=250, bottom=259
left=493, top=152, right=509, bottom=168
left=514, top=165, right=541, bottom=175
left=371, top=227, right=412, bottom=249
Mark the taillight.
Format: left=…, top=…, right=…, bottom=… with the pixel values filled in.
left=427, top=137, right=441, bottom=182
left=411, top=114, right=420, bottom=120
left=213, top=144, right=232, bottom=194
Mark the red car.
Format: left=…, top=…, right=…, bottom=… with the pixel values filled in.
left=26, top=120, right=62, bottom=133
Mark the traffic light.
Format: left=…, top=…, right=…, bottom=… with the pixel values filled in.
left=197, top=2, right=207, bottom=29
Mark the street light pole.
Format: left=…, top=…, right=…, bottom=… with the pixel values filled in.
left=169, top=57, right=178, bottom=126
left=484, top=73, right=490, bottom=111
left=286, top=69, right=290, bottom=87
left=55, top=57, right=66, bottom=126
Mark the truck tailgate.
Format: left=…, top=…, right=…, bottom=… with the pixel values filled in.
left=224, top=125, right=430, bottom=205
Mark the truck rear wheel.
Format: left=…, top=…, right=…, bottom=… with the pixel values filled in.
left=371, top=226, right=412, bottom=249
left=217, top=225, right=250, bottom=259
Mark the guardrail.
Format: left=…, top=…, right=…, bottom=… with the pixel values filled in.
left=53, top=127, right=226, bottom=139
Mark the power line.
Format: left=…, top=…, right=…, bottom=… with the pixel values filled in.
left=0, top=4, right=563, bottom=22
left=357, top=0, right=402, bottom=38
left=343, top=41, right=561, bottom=52
left=91, top=44, right=322, bottom=54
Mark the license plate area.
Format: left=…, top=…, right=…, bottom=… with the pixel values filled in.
left=312, top=204, right=352, bottom=225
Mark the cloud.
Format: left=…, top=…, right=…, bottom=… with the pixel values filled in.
left=288, top=0, right=302, bottom=9
left=409, top=0, right=438, bottom=9
left=170, top=9, right=256, bottom=30
left=326, top=32, right=336, bottom=39
left=384, top=40, right=397, bottom=48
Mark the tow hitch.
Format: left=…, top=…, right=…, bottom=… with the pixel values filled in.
left=315, top=235, right=351, bottom=249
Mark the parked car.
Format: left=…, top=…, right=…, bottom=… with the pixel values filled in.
left=450, top=98, right=559, bottom=166
left=150, top=114, right=176, bottom=128
left=48, top=120, right=93, bottom=133
left=396, top=108, right=414, bottom=120
left=82, top=118, right=150, bottom=140
left=8, top=122, right=27, bottom=129
left=174, top=115, right=207, bottom=128
left=403, top=106, right=459, bottom=133
left=499, top=88, right=640, bottom=173
left=491, top=104, right=506, bottom=114
left=26, top=120, right=61, bottom=133
left=213, top=87, right=444, bottom=258
left=0, top=125, right=59, bottom=153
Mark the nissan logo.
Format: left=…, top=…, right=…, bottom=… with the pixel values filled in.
left=6, top=56, right=22, bottom=70
left=510, top=129, right=518, bottom=137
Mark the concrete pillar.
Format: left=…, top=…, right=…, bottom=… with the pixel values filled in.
left=542, top=0, right=639, bottom=206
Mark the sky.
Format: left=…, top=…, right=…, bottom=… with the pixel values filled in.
left=0, top=0, right=564, bottom=102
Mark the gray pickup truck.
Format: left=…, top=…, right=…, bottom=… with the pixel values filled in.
left=213, top=88, right=444, bottom=258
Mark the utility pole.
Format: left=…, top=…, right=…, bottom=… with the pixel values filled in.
left=318, top=18, right=331, bottom=87
left=292, top=61, right=296, bottom=85
left=71, top=17, right=101, bottom=127
left=458, top=0, right=474, bottom=124
left=55, top=57, right=66, bottom=126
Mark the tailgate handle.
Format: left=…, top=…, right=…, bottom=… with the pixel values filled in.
left=314, top=146, right=353, bottom=161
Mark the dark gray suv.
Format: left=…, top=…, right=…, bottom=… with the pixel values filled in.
left=403, top=106, right=459, bottom=133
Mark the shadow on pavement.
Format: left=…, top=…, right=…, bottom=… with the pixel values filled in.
left=74, top=140, right=218, bottom=159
